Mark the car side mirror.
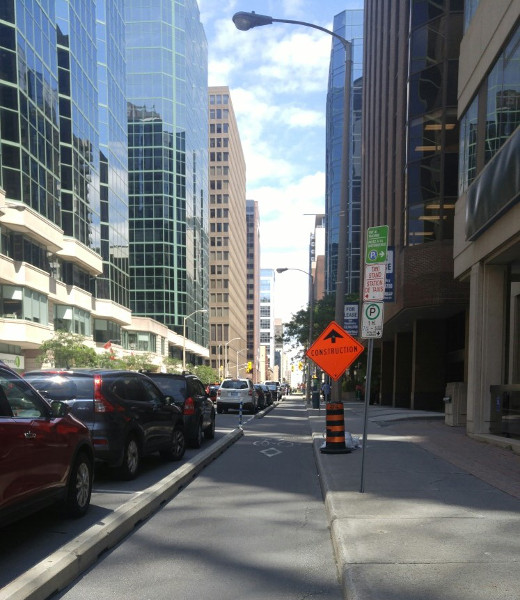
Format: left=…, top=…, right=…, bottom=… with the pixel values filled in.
left=50, top=400, right=70, bottom=417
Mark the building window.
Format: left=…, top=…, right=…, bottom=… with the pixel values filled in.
left=54, top=305, right=91, bottom=335
left=459, top=95, right=479, bottom=194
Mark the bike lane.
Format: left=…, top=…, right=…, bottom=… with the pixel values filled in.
left=54, top=397, right=342, bottom=600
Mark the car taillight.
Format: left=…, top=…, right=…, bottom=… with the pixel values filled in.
left=217, top=389, right=221, bottom=397
left=93, top=375, right=117, bottom=413
left=184, top=396, right=195, bottom=415
left=248, top=389, right=253, bottom=396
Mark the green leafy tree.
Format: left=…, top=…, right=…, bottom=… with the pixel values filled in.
left=163, top=357, right=182, bottom=373
left=189, top=364, right=219, bottom=385
left=118, top=353, right=157, bottom=372
left=38, top=331, right=98, bottom=368
left=282, top=292, right=336, bottom=351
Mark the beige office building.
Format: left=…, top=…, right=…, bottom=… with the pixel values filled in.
left=454, top=0, right=519, bottom=446
left=208, top=87, right=248, bottom=380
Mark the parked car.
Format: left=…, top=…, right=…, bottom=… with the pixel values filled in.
left=254, top=383, right=272, bottom=409
left=217, top=378, right=257, bottom=414
left=0, top=363, right=94, bottom=526
left=264, top=381, right=282, bottom=401
left=23, top=369, right=185, bottom=480
left=146, top=372, right=215, bottom=448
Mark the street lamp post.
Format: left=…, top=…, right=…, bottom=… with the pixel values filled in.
left=182, top=309, right=207, bottom=371
left=236, top=348, right=247, bottom=378
left=276, top=267, right=314, bottom=405
left=233, top=11, right=351, bottom=403
left=224, top=337, right=241, bottom=378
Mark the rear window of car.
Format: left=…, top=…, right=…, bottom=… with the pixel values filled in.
left=25, top=375, right=93, bottom=400
left=148, top=377, right=186, bottom=403
left=221, top=380, right=249, bottom=390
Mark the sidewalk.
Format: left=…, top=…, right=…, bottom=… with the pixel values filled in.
left=308, top=401, right=520, bottom=600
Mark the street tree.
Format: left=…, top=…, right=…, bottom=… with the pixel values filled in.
left=189, top=364, right=219, bottom=385
left=38, top=331, right=98, bottom=368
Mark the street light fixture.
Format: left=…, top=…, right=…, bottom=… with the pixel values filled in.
left=182, top=309, right=207, bottom=371
left=236, top=348, right=247, bottom=378
left=276, top=267, right=314, bottom=405
left=224, top=337, right=241, bottom=378
left=234, top=11, right=352, bottom=403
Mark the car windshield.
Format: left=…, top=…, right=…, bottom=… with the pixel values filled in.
left=150, top=377, right=186, bottom=403
left=25, top=375, right=93, bottom=401
left=221, top=380, right=248, bottom=390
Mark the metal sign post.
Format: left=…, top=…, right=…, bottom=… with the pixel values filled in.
left=360, top=338, right=373, bottom=493
left=360, top=225, right=388, bottom=493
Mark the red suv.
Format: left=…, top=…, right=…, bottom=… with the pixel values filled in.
left=0, top=363, right=94, bottom=527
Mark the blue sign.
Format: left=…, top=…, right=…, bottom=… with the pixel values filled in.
left=344, top=303, right=359, bottom=336
left=384, top=247, right=394, bottom=302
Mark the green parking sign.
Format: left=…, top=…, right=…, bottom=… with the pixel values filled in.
left=366, top=225, right=388, bottom=264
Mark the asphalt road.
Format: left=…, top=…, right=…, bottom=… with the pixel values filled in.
left=0, top=412, right=246, bottom=590
left=50, top=398, right=342, bottom=600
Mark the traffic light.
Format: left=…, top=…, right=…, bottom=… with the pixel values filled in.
left=247, top=361, right=253, bottom=373
left=298, top=361, right=303, bottom=371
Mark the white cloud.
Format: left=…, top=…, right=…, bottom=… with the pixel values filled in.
left=200, top=0, right=353, bottom=321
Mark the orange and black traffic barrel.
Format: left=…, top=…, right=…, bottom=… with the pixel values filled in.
left=320, top=402, right=351, bottom=454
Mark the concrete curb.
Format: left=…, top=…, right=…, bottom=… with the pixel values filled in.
left=0, top=427, right=244, bottom=600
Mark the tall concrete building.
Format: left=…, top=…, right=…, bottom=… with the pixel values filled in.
left=362, top=0, right=469, bottom=410
left=259, top=268, right=276, bottom=382
left=208, top=87, right=247, bottom=379
left=325, top=9, right=364, bottom=297
left=125, top=0, right=209, bottom=359
left=310, top=214, right=326, bottom=303
left=246, top=199, right=260, bottom=381
left=454, top=0, right=519, bottom=444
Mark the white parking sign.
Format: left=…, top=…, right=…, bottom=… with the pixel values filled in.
left=361, top=302, right=384, bottom=338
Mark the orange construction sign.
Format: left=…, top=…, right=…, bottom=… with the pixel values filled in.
left=306, top=320, right=365, bottom=381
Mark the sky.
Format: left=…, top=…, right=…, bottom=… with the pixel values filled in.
left=198, top=0, right=364, bottom=323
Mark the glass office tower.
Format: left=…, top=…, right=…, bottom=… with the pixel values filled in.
left=95, top=0, right=129, bottom=309
left=56, top=0, right=101, bottom=266
left=325, top=9, right=364, bottom=297
left=125, top=0, right=208, bottom=347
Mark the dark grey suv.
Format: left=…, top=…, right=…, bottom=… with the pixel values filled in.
left=23, top=369, right=185, bottom=480
left=146, top=373, right=216, bottom=448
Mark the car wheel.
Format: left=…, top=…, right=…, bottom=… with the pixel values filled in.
left=161, top=428, right=185, bottom=461
left=118, top=435, right=140, bottom=480
left=204, top=412, right=216, bottom=439
left=65, top=451, right=93, bottom=518
left=190, top=420, right=203, bottom=449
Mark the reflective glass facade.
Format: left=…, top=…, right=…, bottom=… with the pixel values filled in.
left=325, top=10, right=363, bottom=296
left=96, top=0, right=129, bottom=307
left=0, top=0, right=60, bottom=223
left=56, top=0, right=100, bottom=251
left=126, top=0, right=208, bottom=346
left=405, top=1, right=463, bottom=245
left=459, top=25, right=519, bottom=195
left=0, top=0, right=109, bottom=295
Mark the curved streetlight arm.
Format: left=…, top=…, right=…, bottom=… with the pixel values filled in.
left=234, top=11, right=352, bottom=404
left=224, top=337, right=241, bottom=379
left=182, top=309, right=207, bottom=371
left=232, top=11, right=349, bottom=49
